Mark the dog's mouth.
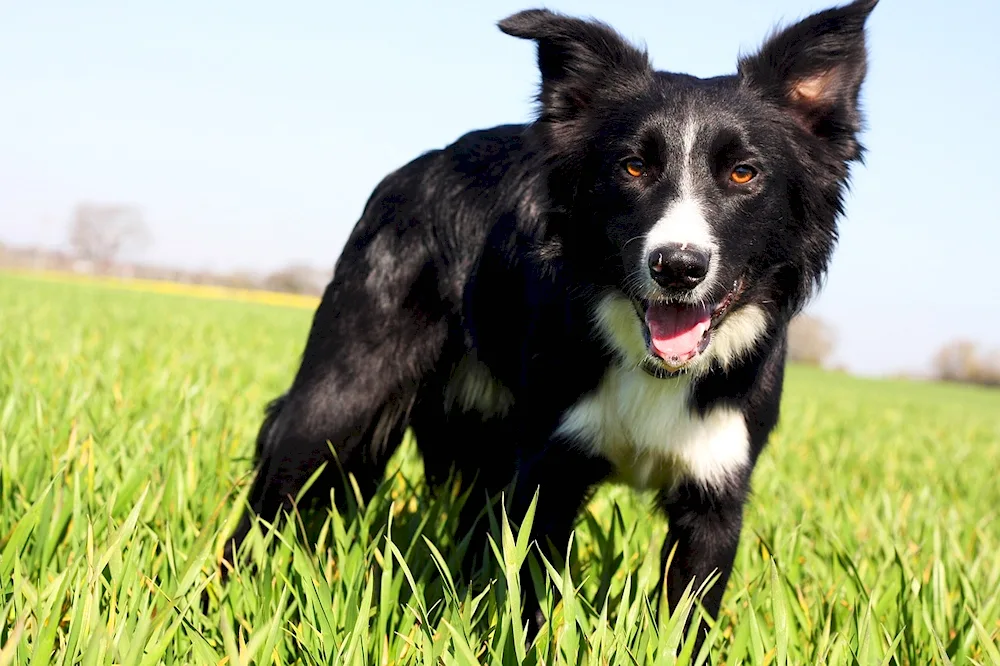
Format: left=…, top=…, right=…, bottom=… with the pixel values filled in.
left=635, top=278, right=744, bottom=375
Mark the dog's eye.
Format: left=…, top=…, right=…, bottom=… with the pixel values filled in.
left=729, top=165, right=757, bottom=184
left=623, top=158, right=645, bottom=178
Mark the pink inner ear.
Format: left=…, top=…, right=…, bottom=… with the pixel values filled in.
left=788, top=68, right=841, bottom=108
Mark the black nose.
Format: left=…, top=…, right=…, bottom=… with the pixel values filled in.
left=648, top=244, right=711, bottom=289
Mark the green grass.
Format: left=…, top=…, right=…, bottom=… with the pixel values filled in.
left=2, top=272, right=999, bottom=665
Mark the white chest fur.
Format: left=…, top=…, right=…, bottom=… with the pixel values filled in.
left=555, top=366, right=749, bottom=490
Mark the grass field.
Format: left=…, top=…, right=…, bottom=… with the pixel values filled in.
left=2, top=272, right=999, bottom=665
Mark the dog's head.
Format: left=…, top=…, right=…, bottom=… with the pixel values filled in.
left=500, top=0, right=876, bottom=377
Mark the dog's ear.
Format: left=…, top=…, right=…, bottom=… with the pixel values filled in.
left=739, top=0, right=877, bottom=161
left=499, top=9, right=650, bottom=127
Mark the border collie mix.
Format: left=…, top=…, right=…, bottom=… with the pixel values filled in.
left=224, top=0, right=876, bottom=635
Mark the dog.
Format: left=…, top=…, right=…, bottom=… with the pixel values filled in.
left=222, top=0, right=876, bottom=642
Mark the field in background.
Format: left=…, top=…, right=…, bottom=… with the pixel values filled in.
left=3, top=268, right=321, bottom=309
left=1, top=272, right=999, bottom=665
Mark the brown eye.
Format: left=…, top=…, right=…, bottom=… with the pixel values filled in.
left=623, top=158, right=645, bottom=178
left=730, top=164, right=757, bottom=184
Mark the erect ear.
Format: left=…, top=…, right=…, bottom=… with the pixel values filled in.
left=738, top=0, right=877, bottom=161
left=499, top=9, right=651, bottom=128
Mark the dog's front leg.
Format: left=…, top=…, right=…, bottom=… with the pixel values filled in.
left=507, top=444, right=611, bottom=640
left=657, top=477, right=749, bottom=651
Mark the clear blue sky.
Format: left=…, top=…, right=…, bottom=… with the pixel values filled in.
left=2, top=0, right=998, bottom=376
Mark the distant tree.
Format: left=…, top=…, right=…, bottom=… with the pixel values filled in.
left=69, top=203, right=150, bottom=268
left=932, top=340, right=1000, bottom=386
left=787, top=315, right=836, bottom=366
left=262, top=264, right=326, bottom=295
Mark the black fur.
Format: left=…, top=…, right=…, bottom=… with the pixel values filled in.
left=222, top=0, right=876, bottom=646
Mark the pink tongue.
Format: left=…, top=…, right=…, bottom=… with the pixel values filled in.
left=645, top=302, right=712, bottom=361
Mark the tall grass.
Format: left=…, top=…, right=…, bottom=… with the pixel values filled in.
left=1, top=273, right=998, bottom=664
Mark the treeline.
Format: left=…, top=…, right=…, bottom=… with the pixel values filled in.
left=932, top=341, right=1000, bottom=387
left=788, top=314, right=999, bottom=388
left=2, top=203, right=329, bottom=296
left=0, top=243, right=329, bottom=297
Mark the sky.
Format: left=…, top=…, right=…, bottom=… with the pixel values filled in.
left=1, top=0, right=998, bottom=377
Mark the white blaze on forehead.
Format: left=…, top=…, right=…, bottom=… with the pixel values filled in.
left=681, top=118, right=699, bottom=164
left=644, top=120, right=716, bottom=255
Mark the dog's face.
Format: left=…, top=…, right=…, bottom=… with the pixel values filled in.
left=501, top=0, right=875, bottom=377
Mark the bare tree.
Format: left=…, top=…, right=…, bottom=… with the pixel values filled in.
left=69, top=203, right=150, bottom=269
left=787, top=314, right=836, bottom=366
left=933, top=340, right=1000, bottom=386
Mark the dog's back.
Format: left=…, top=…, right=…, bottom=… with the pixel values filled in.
left=339, top=123, right=536, bottom=303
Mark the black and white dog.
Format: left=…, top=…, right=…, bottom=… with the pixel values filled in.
left=224, top=0, right=876, bottom=635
